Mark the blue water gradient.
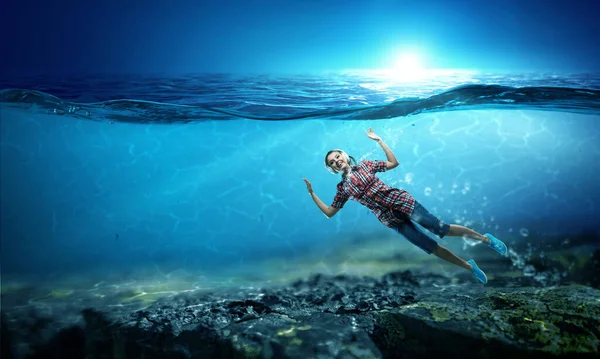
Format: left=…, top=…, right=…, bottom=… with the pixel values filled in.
left=1, top=73, right=599, bottom=279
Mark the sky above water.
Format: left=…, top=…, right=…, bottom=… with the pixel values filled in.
left=2, top=0, right=600, bottom=77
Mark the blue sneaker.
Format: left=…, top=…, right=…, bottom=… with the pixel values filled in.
left=485, top=233, right=507, bottom=255
left=468, top=259, right=487, bottom=284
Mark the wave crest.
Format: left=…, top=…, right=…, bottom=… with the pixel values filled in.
left=1, top=84, right=600, bottom=124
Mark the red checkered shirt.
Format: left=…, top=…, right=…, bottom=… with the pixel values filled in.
left=331, top=160, right=415, bottom=228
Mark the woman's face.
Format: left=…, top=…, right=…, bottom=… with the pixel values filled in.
left=326, top=151, right=348, bottom=172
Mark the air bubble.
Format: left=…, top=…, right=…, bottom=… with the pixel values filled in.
left=424, top=187, right=432, bottom=196
left=523, top=265, right=536, bottom=277
left=519, top=228, right=529, bottom=237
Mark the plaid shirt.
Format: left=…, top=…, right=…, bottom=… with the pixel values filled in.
left=331, top=160, right=415, bottom=228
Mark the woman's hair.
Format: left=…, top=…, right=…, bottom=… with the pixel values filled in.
left=324, top=149, right=357, bottom=174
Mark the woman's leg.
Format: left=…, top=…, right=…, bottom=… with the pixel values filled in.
left=407, top=201, right=490, bottom=245
left=432, top=244, right=472, bottom=271
left=404, top=202, right=453, bottom=238
left=394, top=220, right=472, bottom=272
left=446, top=225, right=490, bottom=244
left=393, top=214, right=486, bottom=282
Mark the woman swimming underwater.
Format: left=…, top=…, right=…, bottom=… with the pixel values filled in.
left=302, top=128, right=507, bottom=284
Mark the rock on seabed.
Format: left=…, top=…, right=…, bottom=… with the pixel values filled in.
left=2, top=271, right=599, bottom=359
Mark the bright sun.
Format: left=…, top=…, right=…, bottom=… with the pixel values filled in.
left=390, top=52, right=428, bottom=81
left=347, top=49, right=477, bottom=84
left=395, top=53, right=423, bottom=71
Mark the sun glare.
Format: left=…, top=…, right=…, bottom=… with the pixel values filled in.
left=391, top=52, right=427, bottom=82
left=341, top=48, right=479, bottom=86
left=395, top=53, right=423, bottom=71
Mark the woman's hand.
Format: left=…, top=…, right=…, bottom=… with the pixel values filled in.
left=302, top=178, right=313, bottom=194
left=365, top=128, right=381, bottom=142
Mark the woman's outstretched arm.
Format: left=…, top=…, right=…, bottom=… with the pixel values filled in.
left=302, top=178, right=340, bottom=218
left=365, top=128, right=399, bottom=170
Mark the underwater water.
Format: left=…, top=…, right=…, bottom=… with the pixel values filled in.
left=1, top=71, right=600, bottom=358
left=2, top=71, right=599, bottom=279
